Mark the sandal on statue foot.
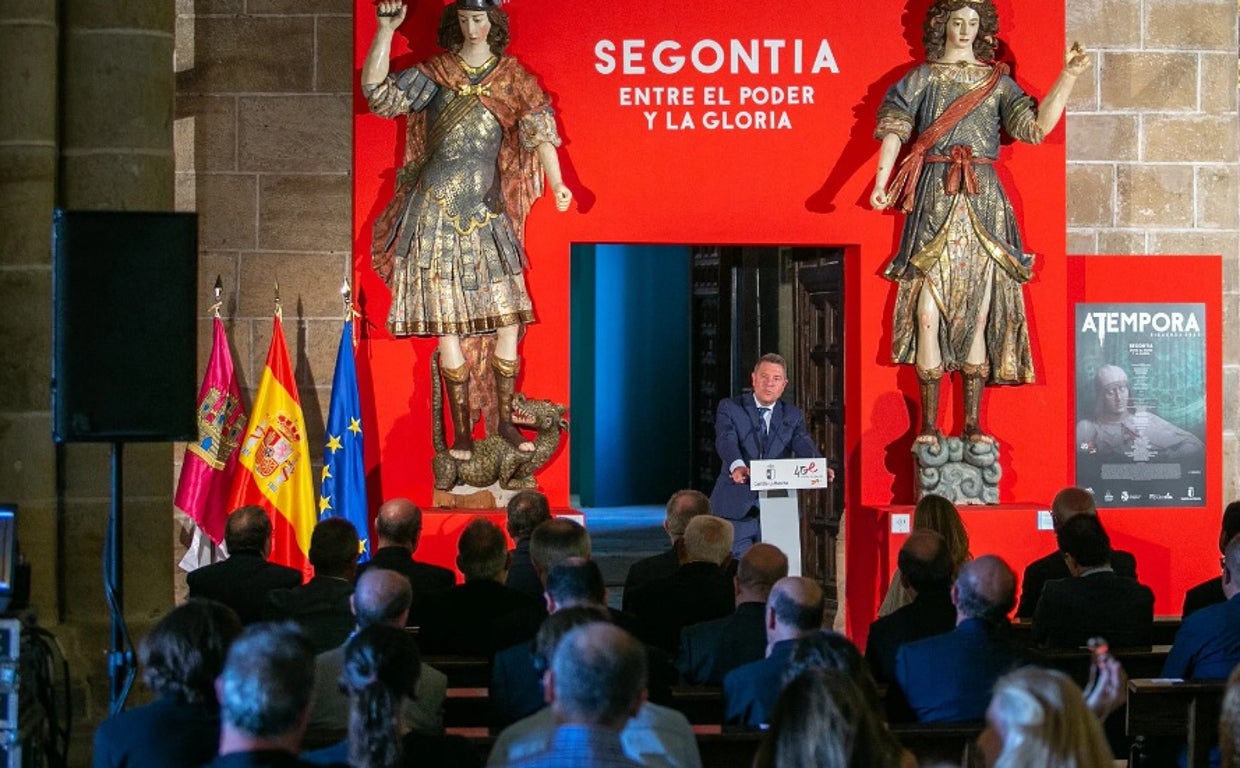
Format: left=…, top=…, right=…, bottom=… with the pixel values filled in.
left=962, top=426, right=994, bottom=445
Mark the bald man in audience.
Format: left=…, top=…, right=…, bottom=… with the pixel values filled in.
left=865, top=529, right=956, bottom=685
left=361, top=497, right=455, bottom=623
left=1164, top=534, right=1240, bottom=680
left=626, top=516, right=736, bottom=654
left=502, top=622, right=650, bottom=768
left=622, top=490, right=712, bottom=612
left=723, top=576, right=826, bottom=727
left=1016, top=487, right=1138, bottom=618
left=186, top=505, right=301, bottom=624
left=417, top=517, right=541, bottom=656
left=305, top=568, right=447, bottom=746
left=891, top=555, right=1023, bottom=723
left=489, top=610, right=700, bottom=768
left=678, top=542, right=788, bottom=685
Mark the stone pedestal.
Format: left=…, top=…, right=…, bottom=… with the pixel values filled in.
left=912, top=437, right=1001, bottom=505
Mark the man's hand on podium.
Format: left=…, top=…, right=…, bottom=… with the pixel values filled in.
left=731, top=466, right=751, bottom=484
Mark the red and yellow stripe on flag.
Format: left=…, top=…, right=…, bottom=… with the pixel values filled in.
left=227, top=314, right=316, bottom=578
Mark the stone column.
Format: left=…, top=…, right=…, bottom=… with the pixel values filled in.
left=0, top=1, right=59, bottom=616
left=58, top=0, right=178, bottom=722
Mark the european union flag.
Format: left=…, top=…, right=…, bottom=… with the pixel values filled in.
left=319, top=318, right=370, bottom=562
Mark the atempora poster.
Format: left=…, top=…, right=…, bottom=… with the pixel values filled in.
left=1074, top=304, right=1207, bottom=508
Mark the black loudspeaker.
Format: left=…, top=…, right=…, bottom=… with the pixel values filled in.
left=52, top=210, right=199, bottom=443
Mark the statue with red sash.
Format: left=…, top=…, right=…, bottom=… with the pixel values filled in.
left=362, top=0, right=572, bottom=464
left=870, top=0, right=1089, bottom=447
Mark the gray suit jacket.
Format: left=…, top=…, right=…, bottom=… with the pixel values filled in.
left=305, top=642, right=447, bottom=746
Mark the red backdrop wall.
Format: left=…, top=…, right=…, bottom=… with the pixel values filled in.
left=351, top=1, right=1221, bottom=634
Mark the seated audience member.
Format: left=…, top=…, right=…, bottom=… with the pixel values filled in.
left=302, top=626, right=479, bottom=768
left=417, top=517, right=540, bottom=656
left=1184, top=501, right=1240, bottom=618
left=268, top=517, right=360, bottom=654
left=505, top=491, right=553, bottom=599
left=1220, top=665, right=1240, bottom=768
left=892, top=555, right=1022, bottom=723
left=1032, top=514, right=1154, bottom=648
left=187, top=505, right=302, bottom=624
left=723, top=576, right=826, bottom=727
left=202, top=622, right=326, bottom=768
left=492, top=517, right=593, bottom=648
left=93, top=599, right=242, bottom=768
left=1164, top=534, right=1240, bottom=680
left=865, top=529, right=956, bottom=685
left=491, top=559, right=675, bottom=726
left=878, top=494, right=970, bottom=617
left=360, top=498, right=454, bottom=623
left=622, top=490, right=712, bottom=612
left=678, top=542, right=788, bottom=686
left=305, top=569, right=446, bottom=748
left=754, top=668, right=906, bottom=768
left=1016, top=487, right=1137, bottom=619
left=977, top=667, right=1113, bottom=768
left=783, top=632, right=899, bottom=738
left=488, top=612, right=699, bottom=768
left=492, top=560, right=610, bottom=725
left=627, top=516, right=735, bottom=654
left=502, top=622, right=650, bottom=768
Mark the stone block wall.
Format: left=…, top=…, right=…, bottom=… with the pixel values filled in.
left=1066, top=0, right=1240, bottom=500
left=0, top=0, right=1235, bottom=763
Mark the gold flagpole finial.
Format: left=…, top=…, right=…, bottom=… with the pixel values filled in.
left=341, top=278, right=352, bottom=317
left=274, top=281, right=282, bottom=318
left=210, top=276, right=223, bottom=318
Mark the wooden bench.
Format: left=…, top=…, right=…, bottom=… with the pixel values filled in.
left=1126, top=678, right=1226, bottom=768
left=1010, top=617, right=1182, bottom=648
left=1029, top=645, right=1172, bottom=688
left=670, top=686, right=724, bottom=724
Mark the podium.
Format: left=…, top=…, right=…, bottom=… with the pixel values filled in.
left=750, top=458, right=830, bottom=577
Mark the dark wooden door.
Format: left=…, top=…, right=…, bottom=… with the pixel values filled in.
left=689, top=246, right=845, bottom=613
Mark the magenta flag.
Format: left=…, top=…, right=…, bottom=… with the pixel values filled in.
left=175, top=316, right=247, bottom=544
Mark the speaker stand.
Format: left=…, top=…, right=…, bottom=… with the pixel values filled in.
left=105, top=442, right=136, bottom=713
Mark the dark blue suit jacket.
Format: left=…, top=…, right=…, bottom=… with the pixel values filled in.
left=678, top=601, right=767, bottom=686
left=709, top=395, right=820, bottom=521
left=1163, top=593, right=1240, bottom=680
left=723, top=638, right=798, bottom=727
left=892, top=618, right=1022, bottom=723
left=93, top=696, right=220, bottom=768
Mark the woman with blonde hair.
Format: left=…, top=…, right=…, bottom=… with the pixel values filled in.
left=878, top=493, right=971, bottom=616
left=977, top=667, right=1113, bottom=768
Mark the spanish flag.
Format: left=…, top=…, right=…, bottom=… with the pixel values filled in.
left=227, top=313, right=316, bottom=577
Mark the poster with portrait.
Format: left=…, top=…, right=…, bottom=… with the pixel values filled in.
left=1074, top=303, right=1206, bottom=508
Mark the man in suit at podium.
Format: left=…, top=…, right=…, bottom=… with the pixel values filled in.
left=710, top=353, right=822, bottom=558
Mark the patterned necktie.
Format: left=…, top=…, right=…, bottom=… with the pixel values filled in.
left=758, top=407, right=771, bottom=436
